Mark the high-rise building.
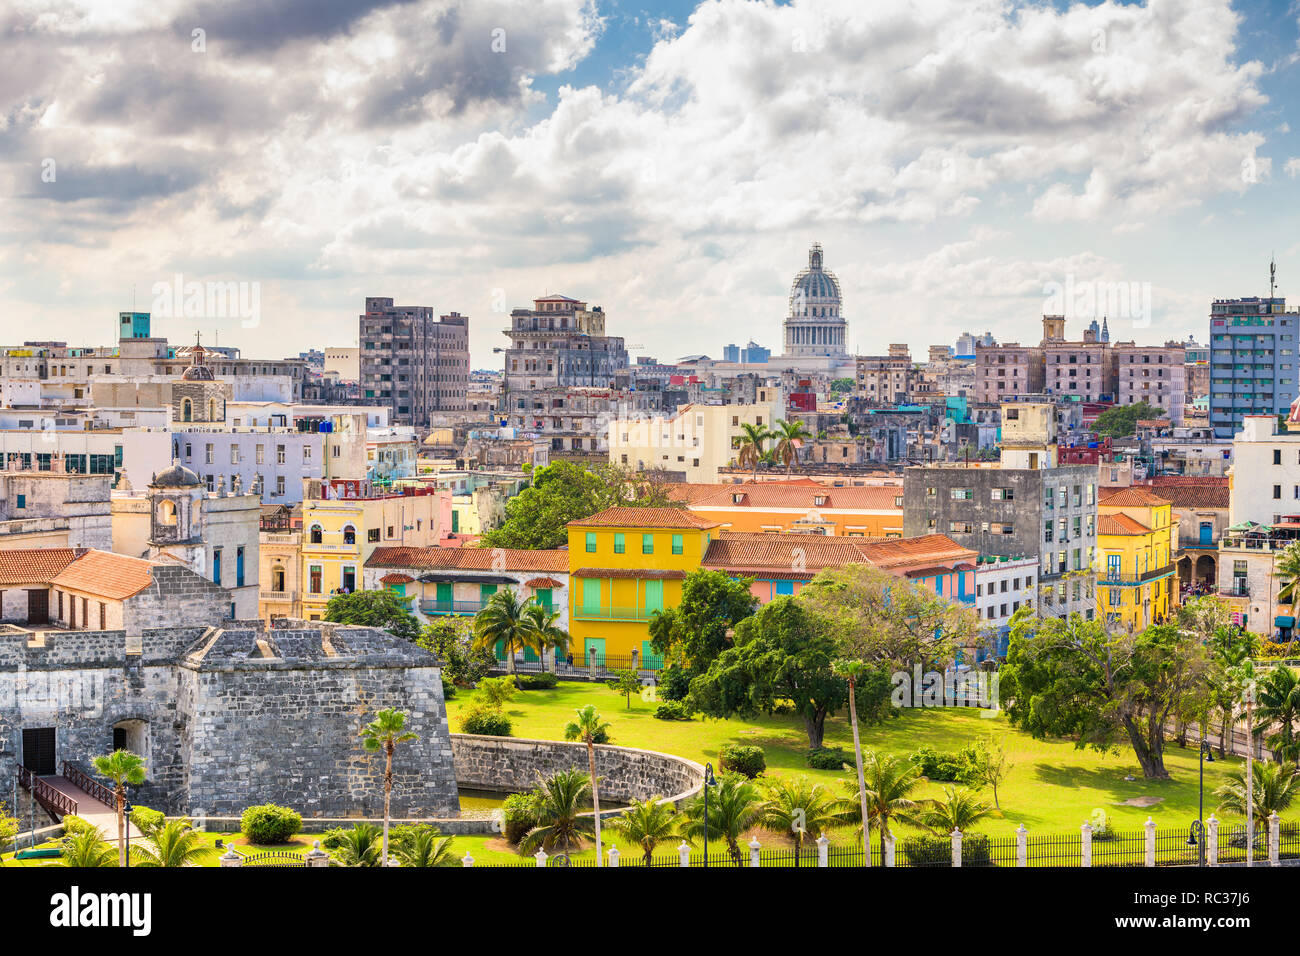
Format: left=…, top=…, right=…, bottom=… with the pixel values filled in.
left=1209, top=293, right=1300, bottom=438
left=359, top=297, right=469, bottom=426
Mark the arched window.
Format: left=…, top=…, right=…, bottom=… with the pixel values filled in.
left=309, top=524, right=323, bottom=544
left=209, top=398, right=218, bottom=420
left=181, top=398, right=192, bottom=422
left=158, top=500, right=177, bottom=526
left=342, top=525, right=356, bottom=545
left=271, top=564, right=286, bottom=592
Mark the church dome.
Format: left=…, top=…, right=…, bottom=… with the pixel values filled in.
left=150, top=463, right=202, bottom=488
left=181, top=364, right=215, bottom=381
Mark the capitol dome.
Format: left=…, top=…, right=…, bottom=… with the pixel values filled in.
left=782, top=243, right=848, bottom=358
left=789, top=243, right=842, bottom=314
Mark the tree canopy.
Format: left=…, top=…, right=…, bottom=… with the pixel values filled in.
left=1092, top=401, right=1165, bottom=438
left=324, top=589, right=420, bottom=642
left=646, top=569, right=757, bottom=678
left=479, top=461, right=681, bottom=550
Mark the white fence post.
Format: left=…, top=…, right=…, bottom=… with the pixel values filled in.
left=1207, top=815, right=1219, bottom=867
left=305, top=841, right=331, bottom=868
left=749, top=837, right=762, bottom=868
left=884, top=834, right=895, bottom=868
left=219, top=846, right=243, bottom=868
left=677, top=841, right=691, bottom=868
left=534, top=849, right=548, bottom=868
left=951, top=828, right=962, bottom=868
left=461, top=851, right=475, bottom=868
left=608, top=846, right=620, bottom=868
left=1081, top=822, right=1092, bottom=868
left=1269, top=812, right=1280, bottom=867
left=817, top=834, right=829, bottom=868
left=1144, top=817, right=1156, bottom=868
left=1016, top=824, right=1027, bottom=867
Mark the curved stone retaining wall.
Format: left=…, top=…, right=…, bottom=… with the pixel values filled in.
left=450, top=733, right=705, bottom=822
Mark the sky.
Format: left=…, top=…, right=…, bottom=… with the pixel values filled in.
left=3, top=0, right=1300, bottom=368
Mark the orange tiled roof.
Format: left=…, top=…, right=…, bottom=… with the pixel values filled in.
left=0, top=548, right=83, bottom=586
left=364, top=546, right=568, bottom=573
left=853, top=534, right=978, bottom=570
left=1147, top=476, right=1229, bottom=509
left=379, top=572, right=415, bottom=585
left=567, top=507, right=721, bottom=530
left=701, top=531, right=974, bottom=575
left=50, top=550, right=155, bottom=600
left=1098, top=513, right=1151, bottom=536
left=523, top=576, right=564, bottom=589
left=1099, top=487, right=1172, bottom=508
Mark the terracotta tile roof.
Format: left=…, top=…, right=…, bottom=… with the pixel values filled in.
left=700, top=531, right=975, bottom=576
left=853, top=534, right=978, bottom=570
left=572, top=567, right=688, bottom=579
left=1098, top=513, right=1151, bottom=536
left=678, top=483, right=903, bottom=511
left=1147, top=477, right=1229, bottom=509
left=364, top=546, right=568, bottom=573
left=51, top=550, right=155, bottom=600
left=523, top=576, right=564, bottom=588
left=567, top=507, right=721, bottom=529
left=379, top=572, right=415, bottom=585
left=1099, top=487, right=1172, bottom=508
left=0, top=548, right=83, bottom=586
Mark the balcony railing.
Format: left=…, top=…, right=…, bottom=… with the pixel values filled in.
left=572, top=606, right=657, bottom=622
left=1101, top=564, right=1177, bottom=586
left=1221, top=536, right=1300, bottom=552
left=260, top=589, right=297, bottom=603
left=419, top=599, right=488, bottom=615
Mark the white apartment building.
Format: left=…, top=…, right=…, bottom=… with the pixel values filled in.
left=974, top=555, right=1038, bottom=657
left=609, top=402, right=778, bottom=483
left=1227, top=415, right=1300, bottom=526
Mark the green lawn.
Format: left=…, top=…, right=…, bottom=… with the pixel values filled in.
left=449, top=680, right=1288, bottom=848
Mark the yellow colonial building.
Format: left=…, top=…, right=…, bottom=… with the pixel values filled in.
left=1097, top=486, right=1177, bottom=630
left=567, top=507, right=721, bottom=666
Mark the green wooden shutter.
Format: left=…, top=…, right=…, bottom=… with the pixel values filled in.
left=643, top=579, right=664, bottom=613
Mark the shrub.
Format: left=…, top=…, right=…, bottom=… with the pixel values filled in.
left=442, top=676, right=457, bottom=699
left=128, top=805, right=165, bottom=833
left=653, top=699, right=694, bottom=721
left=1258, top=640, right=1297, bottom=660
left=516, top=672, right=558, bottom=690
left=460, top=704, right=513, bottom=736
left=61, top=815, right=96, bottom=838
left=901, top=833, right=990, bottom=867
left=658, top=665, right=692, bottom=702
left=718, top=744, right=766, bottom=778
left=240, top=803, right=303, bottom=845
left=806, top=746, right=854, bottom=771
left=475, top=675, right=518, bottom=711
left=910, top=745, right=981, bottom=783
left=501, top=792, right=538, bottom=845
left=320, top=827, right=350, bottom=851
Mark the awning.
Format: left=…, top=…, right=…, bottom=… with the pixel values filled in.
left=1276, top=616, right=1295, bottom=628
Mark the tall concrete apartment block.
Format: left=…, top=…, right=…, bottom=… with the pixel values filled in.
left=1209, top=296, right=1300, bottom=439
left=359, top=297, right=469, bottom=426
left=902, top=402, right=1098, bottom=621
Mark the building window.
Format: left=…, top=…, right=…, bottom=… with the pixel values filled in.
left=236, top=547, right=245, bottom=588
left=310, top=565, right=323, bottom=594
left=368, top=528, right=381, bottom=542
left=672, top=534, right=684, bottom=555
left=642, top=534, right=654, bottom=555
left=309, top=524, right=323, bottom=544
left=585, top=532, right=597, bottom=553
left=614, top=533, right=625, bottom=554
left=213, top=548, right=222, bottom=585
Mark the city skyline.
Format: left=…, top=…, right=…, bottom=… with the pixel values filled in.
left=5, top=0, right=1300, bottom=366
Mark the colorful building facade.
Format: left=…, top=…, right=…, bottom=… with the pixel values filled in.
left=1097, top=486, right=1176, bottom=630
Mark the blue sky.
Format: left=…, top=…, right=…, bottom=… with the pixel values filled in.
left=4, top=0, right=1300, bottom=364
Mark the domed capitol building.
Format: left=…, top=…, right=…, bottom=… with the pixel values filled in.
left=782, top=242, right=848, bottom=359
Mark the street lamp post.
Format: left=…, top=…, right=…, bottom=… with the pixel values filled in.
left=1185, top=738, right=1213, bottom=866
left=702, top=762, right=716, bottom=869
left=124, top=801, right=134, bottom=868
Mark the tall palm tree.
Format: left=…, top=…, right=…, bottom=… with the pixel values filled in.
left=757, top=777, right=840, bottom=858
left=735, top=422, right=771, bottom=480
left=91, top=749, right=146, bottom=867
left=681, top=773, right=760, bottom=865
left=129, top=818, right=212, bottom=868
left=522, top=601, right=569, bottom=674
left=771, top=418, right=812, bottom=477
left=359, top=707, right=419, bottom=866
left=331, top=823, right=383, bottom=867
left=920, top=787, right=993, bottom=835
left=833, top=658, right=872, bottom=864
left=519, top=769, right=597, bottom=858
left=609, top=797, right=678, bottom=865
left=58, top=826, right=118, bottom=868
left=564, top=704, right=611, bottom=865
left=1255, top=665, right=1300, bottom=762
left=393, top=825, right=456, bottom=867
left=838, top=750, right=924, bottom=859
left=473, top=587, right=532, bottom=674
left=1215, top=761, right=1300, bottom=836
left=1275, top=542, right=1300, bottom=607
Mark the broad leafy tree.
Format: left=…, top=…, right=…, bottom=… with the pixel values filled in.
left=647, top=569, right=757, bottom=681
left=1001, top=612, right=1210, bottom=779
left=324, top=589, right=420, bottom=642
left=1093, top=400, right=1165, bottom=438
left=417, top=616, right=495, bottom=686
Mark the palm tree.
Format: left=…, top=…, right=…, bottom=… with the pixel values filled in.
left=393, top=825, right=456, bottom=867
left=1255, top=666, right=1300, bottom=762
left=331, top=823, right=383, bottom=867
left=564, top=704, right=611, bottom=865
left=833, top=658, right=872, bottom=864
left=771, top=418, right=812, bottom=477
left=681, top=773, right=760, bottom=865
left=609, top=797, right=678, bottom=866
left=129, top=818, right=212, bottom=867
left=519, top=769, right=597, bottom=858
left=1215, top=761, right=1300, bottom=836
left=473, top=587, right=532, bottom=674
left=59, top=826, right=118, bottom=868
left=920, top=787, right=993, bottom=835
left=839, top=751, right=924, bottom=859
left=522, top=601, right=569, bottom=674
left=735, top=422, right=771, bottom=479
left=359, top=708, right=419, bottom=866
left=1275, top=542, right=1300, bottom=607
left=91, top=749, right=146, bottom=867
left=757, top=777, right=839, bottom=858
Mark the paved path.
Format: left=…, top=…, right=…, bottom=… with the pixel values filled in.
left=41, top=775, right=142, bottom=838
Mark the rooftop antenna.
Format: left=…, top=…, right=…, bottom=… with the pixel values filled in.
left=1270, top=254, right=1277, bottom=302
